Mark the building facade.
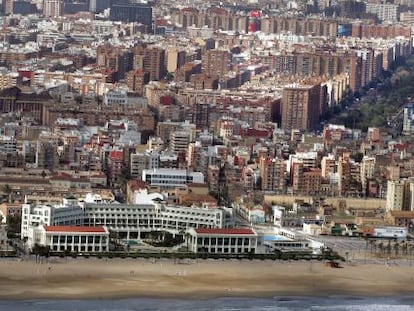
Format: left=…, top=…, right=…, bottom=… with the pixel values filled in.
left=142, top=168, right=204, bottom=189
left=28, top=225, right=109, bottom=253
left=22, top=193, right=231, bottom=241
left=186, top=228, right=258, bottom=254
left=281, top=84, right=321, bottom=131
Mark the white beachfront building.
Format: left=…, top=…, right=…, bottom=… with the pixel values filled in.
left=21, top=196, right=84, bottom=239
left=27, top=225, right=109, bottom=253
left=22, top=192, right=233, bottom=242
left=186, top=228, right=258, bottom=254
left=142, top=168, right=204, bottom=189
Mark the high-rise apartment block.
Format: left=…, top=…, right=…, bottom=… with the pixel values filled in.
left=259, top=157, right=285, bottom=193
left=202, top=49, right=231, bottom=77
left=403, top=103, right=414, bottom=135
left=166, top=48, right=186, bottom=73
left=125, top=69, right=150, bottom=96
left=365, top=3, right=398, bottom=23
left=386, top=179, right=413, bottom=211
left=42, top=0, right=62, bottom=17
left=110, top=4, right=152, bottom=32
left=134, top=46, right=166, bottom=81
left=281, top=84, right=321, bottom=131
left=97, top=45, right=134, bottom=81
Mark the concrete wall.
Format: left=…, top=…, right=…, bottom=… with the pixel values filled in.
left=264, top=194, right=386, bottom=210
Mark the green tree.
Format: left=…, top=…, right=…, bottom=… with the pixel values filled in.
left=394, top=242, right=400, bottom=256
left=2, top=184, right=12, bottom=203
left=118, top=166, right=131, bottom=193
left=6, top=213, right=21, bottom=235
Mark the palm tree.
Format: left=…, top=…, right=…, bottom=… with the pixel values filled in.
left=402, top=241, right=408, bottom=255
left=369, top=239, right=376, bottom=253
left=393, top=242, right=400, bottom=256
left=377, top=242, right=384, bottom=256
left=386, top=240, right=392, bottom=255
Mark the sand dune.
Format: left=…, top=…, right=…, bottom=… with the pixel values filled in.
left=0, top=258, right=413, bottom=299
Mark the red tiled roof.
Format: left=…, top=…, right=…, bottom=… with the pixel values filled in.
left=44, top=226, right=106, bottom=233
left=195, top=228, right=255, bottom=235
left=244, top=128, right=269, bottom=138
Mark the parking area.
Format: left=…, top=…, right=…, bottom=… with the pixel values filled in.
left=312, top=235, right=381, bottom=262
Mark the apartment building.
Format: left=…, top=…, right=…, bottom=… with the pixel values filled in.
left=365, top=3, right=398, bottom=23
left=403, top=103, right=414, bottom=135
left=281, top=83, right=322, bottom=131
left=202, top=49, right=231, bottom=77
left=142, top=168, right=204, bottom=189
left=259, top=157, right=285, bottom=193
left=134, top=45, right=166, bottom=81
left=386, top=179, right=413, bottom=211
left=125, top=69, right=150, bottom=95
left=42, top=0, right=62, bottom=17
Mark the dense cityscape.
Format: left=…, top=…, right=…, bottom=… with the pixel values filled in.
left=0, top=0, right=413, bottom=283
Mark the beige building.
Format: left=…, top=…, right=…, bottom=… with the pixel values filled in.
left=360, top=156, right=376, bottom=190
left=0, top=72, right=18, bottom=90
left=259, top=157, right=285, bottom=193
left=386, top=179, right=411, bottom=211
left=281, top=84, right=322, bottom=131
left=166, top=47, right=186, bottom=73
left=321, top=154, right=336, bottom=178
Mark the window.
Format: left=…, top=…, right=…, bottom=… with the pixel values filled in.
left=74, top=236, right=79, bottom=243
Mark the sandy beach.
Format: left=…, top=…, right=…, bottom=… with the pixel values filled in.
left=0, top=258, right=413, bottom=300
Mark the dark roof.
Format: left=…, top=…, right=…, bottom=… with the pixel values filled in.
left=0, top=86, right=21, bottom=98
left=0, top=86, right=54, bottom=101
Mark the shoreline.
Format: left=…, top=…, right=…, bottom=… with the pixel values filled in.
left=1, top=258, right=414, bottom=300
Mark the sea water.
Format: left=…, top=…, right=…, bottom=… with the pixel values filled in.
left=1, top=297, right=414, bottom=311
